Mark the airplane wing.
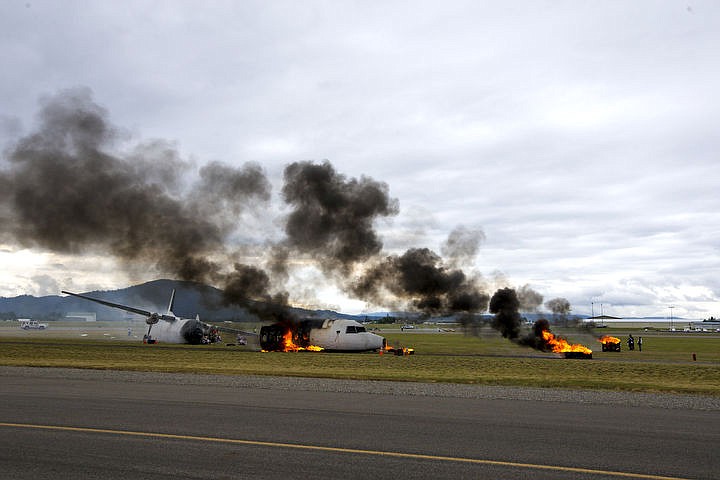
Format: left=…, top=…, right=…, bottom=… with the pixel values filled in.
left=61, top=290, right=154, bottom=318
left=212, top=324, right=258, bottom=337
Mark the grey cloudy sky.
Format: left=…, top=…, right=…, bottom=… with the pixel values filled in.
left=1, top=1, right=718, bottom=318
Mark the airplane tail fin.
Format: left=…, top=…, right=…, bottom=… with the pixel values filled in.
left=167, top=289, right=176, bottom=316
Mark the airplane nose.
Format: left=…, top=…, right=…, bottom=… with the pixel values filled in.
left=369, top=333, right=384, bottom=350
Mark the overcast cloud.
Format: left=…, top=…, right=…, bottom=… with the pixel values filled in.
left=1, top=1, right=718, bottom=318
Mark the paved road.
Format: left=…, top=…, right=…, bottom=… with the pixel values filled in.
left=0, top=368, right=717, bottom=479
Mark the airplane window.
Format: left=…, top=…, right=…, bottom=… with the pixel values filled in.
left=345, top=325, right=366, bottom=333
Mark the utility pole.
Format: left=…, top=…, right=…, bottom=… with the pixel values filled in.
left=669, top=305, right=675, bottom=331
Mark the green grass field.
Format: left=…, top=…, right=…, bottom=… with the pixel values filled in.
left=1, top=324, right=718, bottom=396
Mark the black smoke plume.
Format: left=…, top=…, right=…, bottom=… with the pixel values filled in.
left=351, top=247, right=489, bottom=315
left=489, top=287, right=522, bottom=339
left=280, top=160, right=399, bottom=274
left=0, top=87, right=279, bottom=313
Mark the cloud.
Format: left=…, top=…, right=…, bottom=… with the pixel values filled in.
left=1, top=1, right=719, bottom=318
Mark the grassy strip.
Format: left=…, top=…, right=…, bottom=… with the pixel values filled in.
left=383, top=331, right=720, bottom=361
left=1, top=336, right=718, bottom=396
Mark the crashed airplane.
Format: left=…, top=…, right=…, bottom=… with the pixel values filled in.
left=61, top=289, right=247, bottom=344
left=62, top=289, right=386, bottom=352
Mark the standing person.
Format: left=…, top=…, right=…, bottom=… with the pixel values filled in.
left=638, top=336, right=643, bottom=351
left=628, top=334, right=635, bottom=351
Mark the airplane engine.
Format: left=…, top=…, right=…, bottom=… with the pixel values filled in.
left=181, top=320, right=205, bottom=345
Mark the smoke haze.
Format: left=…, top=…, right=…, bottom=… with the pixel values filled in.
left=1, top=88, right=557, bottom=331
left=441, top=225, right=485, bottom=268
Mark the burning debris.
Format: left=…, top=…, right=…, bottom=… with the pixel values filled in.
left=487, top=287, right=593, bottom=357
left=598, top=335, right=621, bottom=352
left=563, top=351, right=593, bottom=359
left=381, top=342, right=415, bottom=356
left=516, top=319, right=593, bottom=358
left=540, top=328, right=593, bottom=358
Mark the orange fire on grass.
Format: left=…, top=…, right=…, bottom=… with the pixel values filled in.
left=598, top=334, right=621, bottom=352
left=380, top=340, right=414, bottom=356
left=598, top=335, right=621, bottom=345
left=541, top=330, right=593, bottom=354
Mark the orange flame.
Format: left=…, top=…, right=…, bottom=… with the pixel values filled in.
left=280, top=328, right=323, bottom=352
left=381, top=342, right=414, bottom=355
left=541, top=330, right=592, bottom=354
left=598, top=335, right=621, bottom=345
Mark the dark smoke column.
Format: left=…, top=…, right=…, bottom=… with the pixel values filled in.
left=280, top=160, right=399, bottom=273
left=489, top=287, right=522, bottom=339
left=0, top=87, right=272, bottom=287
left=351, top=247, right=489, bottom=316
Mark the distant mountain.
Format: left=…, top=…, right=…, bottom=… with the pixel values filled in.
left=0, top=279, right=351, bottom=322
left=2, top=281, right=689, bottom=323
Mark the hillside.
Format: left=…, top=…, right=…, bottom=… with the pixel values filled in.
left=0, top=279, right=350, bottom=322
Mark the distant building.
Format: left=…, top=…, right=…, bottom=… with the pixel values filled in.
left=585, top=315, right=622, bottom=327
left=689, top=321, right=720, bottom=332
left=66, top=312, right=96, bottom=322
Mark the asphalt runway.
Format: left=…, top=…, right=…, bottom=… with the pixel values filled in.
left=0, top=368, right=717, bottom=479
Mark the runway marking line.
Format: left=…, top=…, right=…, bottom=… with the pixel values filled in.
left=0, top=422, right=690, bottom=480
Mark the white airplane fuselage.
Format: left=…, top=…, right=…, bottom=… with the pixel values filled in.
left=260, top=318, right=384, bottom=352
left=308, top=319, right=384, bottom=351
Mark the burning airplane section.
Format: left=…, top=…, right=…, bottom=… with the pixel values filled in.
left=259, top=318, right=383, bottom=352
left=2, top=89, right=593, bottom=356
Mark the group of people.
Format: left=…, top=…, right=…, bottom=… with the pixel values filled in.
left=627, top=334, right=643, bottom=351
left=201, top=328, right=222, bottom=344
